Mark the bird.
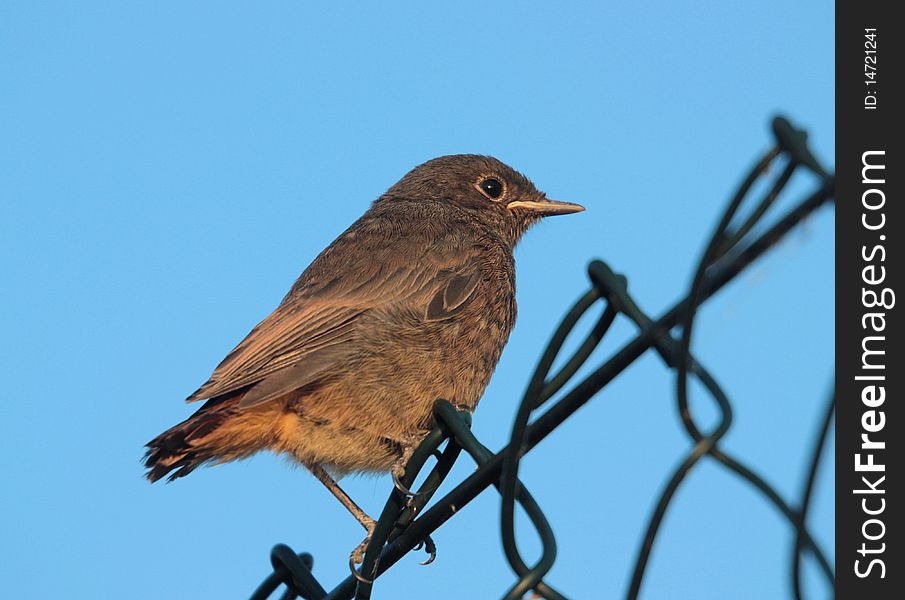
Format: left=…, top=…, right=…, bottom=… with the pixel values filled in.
left=144, top=154, right=583, bottom=565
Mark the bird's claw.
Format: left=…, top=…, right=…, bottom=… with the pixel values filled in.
left=349, top=535, right=375, bottom=584
left=417, top=535, right=437, bottom=566
left=392, top=469, right=423, bottom=512
left=392, top=469, right=419, bottom=499
left=349, top=555, right=373, bottom=584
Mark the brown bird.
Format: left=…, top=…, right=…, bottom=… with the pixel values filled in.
left=144, top=154, right=583, bottom=562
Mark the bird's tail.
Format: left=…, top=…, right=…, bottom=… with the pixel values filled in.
left=143, top=391, right=275, bottom=482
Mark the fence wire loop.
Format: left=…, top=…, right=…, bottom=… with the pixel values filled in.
left=250, top=114, right=835, bottom=600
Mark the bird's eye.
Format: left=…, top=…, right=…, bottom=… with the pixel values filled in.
left=478, top=178, right=504, bottom=200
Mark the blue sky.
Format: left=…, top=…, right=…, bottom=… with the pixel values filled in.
left=1, top=2, right=833, bottom=598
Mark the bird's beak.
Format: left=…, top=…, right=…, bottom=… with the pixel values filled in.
left=506, top=198, right=586, bottom=216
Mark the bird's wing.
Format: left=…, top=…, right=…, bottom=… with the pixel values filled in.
left=185, top=302, right=364, bottom=403
left=186, top=231, right=485, bottom=407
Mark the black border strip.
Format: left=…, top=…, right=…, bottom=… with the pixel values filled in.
left=836, top=3, right=901, bottom=597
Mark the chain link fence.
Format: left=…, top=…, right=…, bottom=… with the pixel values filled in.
left=249, top=115, right=835, bottom=600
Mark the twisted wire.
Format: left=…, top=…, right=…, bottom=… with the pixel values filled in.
left=249, top=115, right=835, bottom=600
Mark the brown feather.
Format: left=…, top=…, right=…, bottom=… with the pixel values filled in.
left=145, top=155, right=582, bottom=483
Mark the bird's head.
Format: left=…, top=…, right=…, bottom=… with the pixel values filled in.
left=378, top=155, right=584, bottom=245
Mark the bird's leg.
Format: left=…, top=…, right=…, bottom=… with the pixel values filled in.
left=390, top=444, right=420, bottom=500
left=388, top=430, right=437, bottom=500
left=389, top=441, right=438, bottom=567
left=310, top=465, right=379, bottom=578
left=310, top=464, right=376, bottom=533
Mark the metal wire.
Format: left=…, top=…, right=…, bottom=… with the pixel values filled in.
left=249, top=115, right=835, bottom=600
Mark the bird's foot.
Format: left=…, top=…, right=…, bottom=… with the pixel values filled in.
left=391, top=464, right=421, bottom=504
left=348, top=531, right=436, bottom=583
left=349, top=531, right=376, bottom=584
left=413, top=535, right=437, bottom=565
